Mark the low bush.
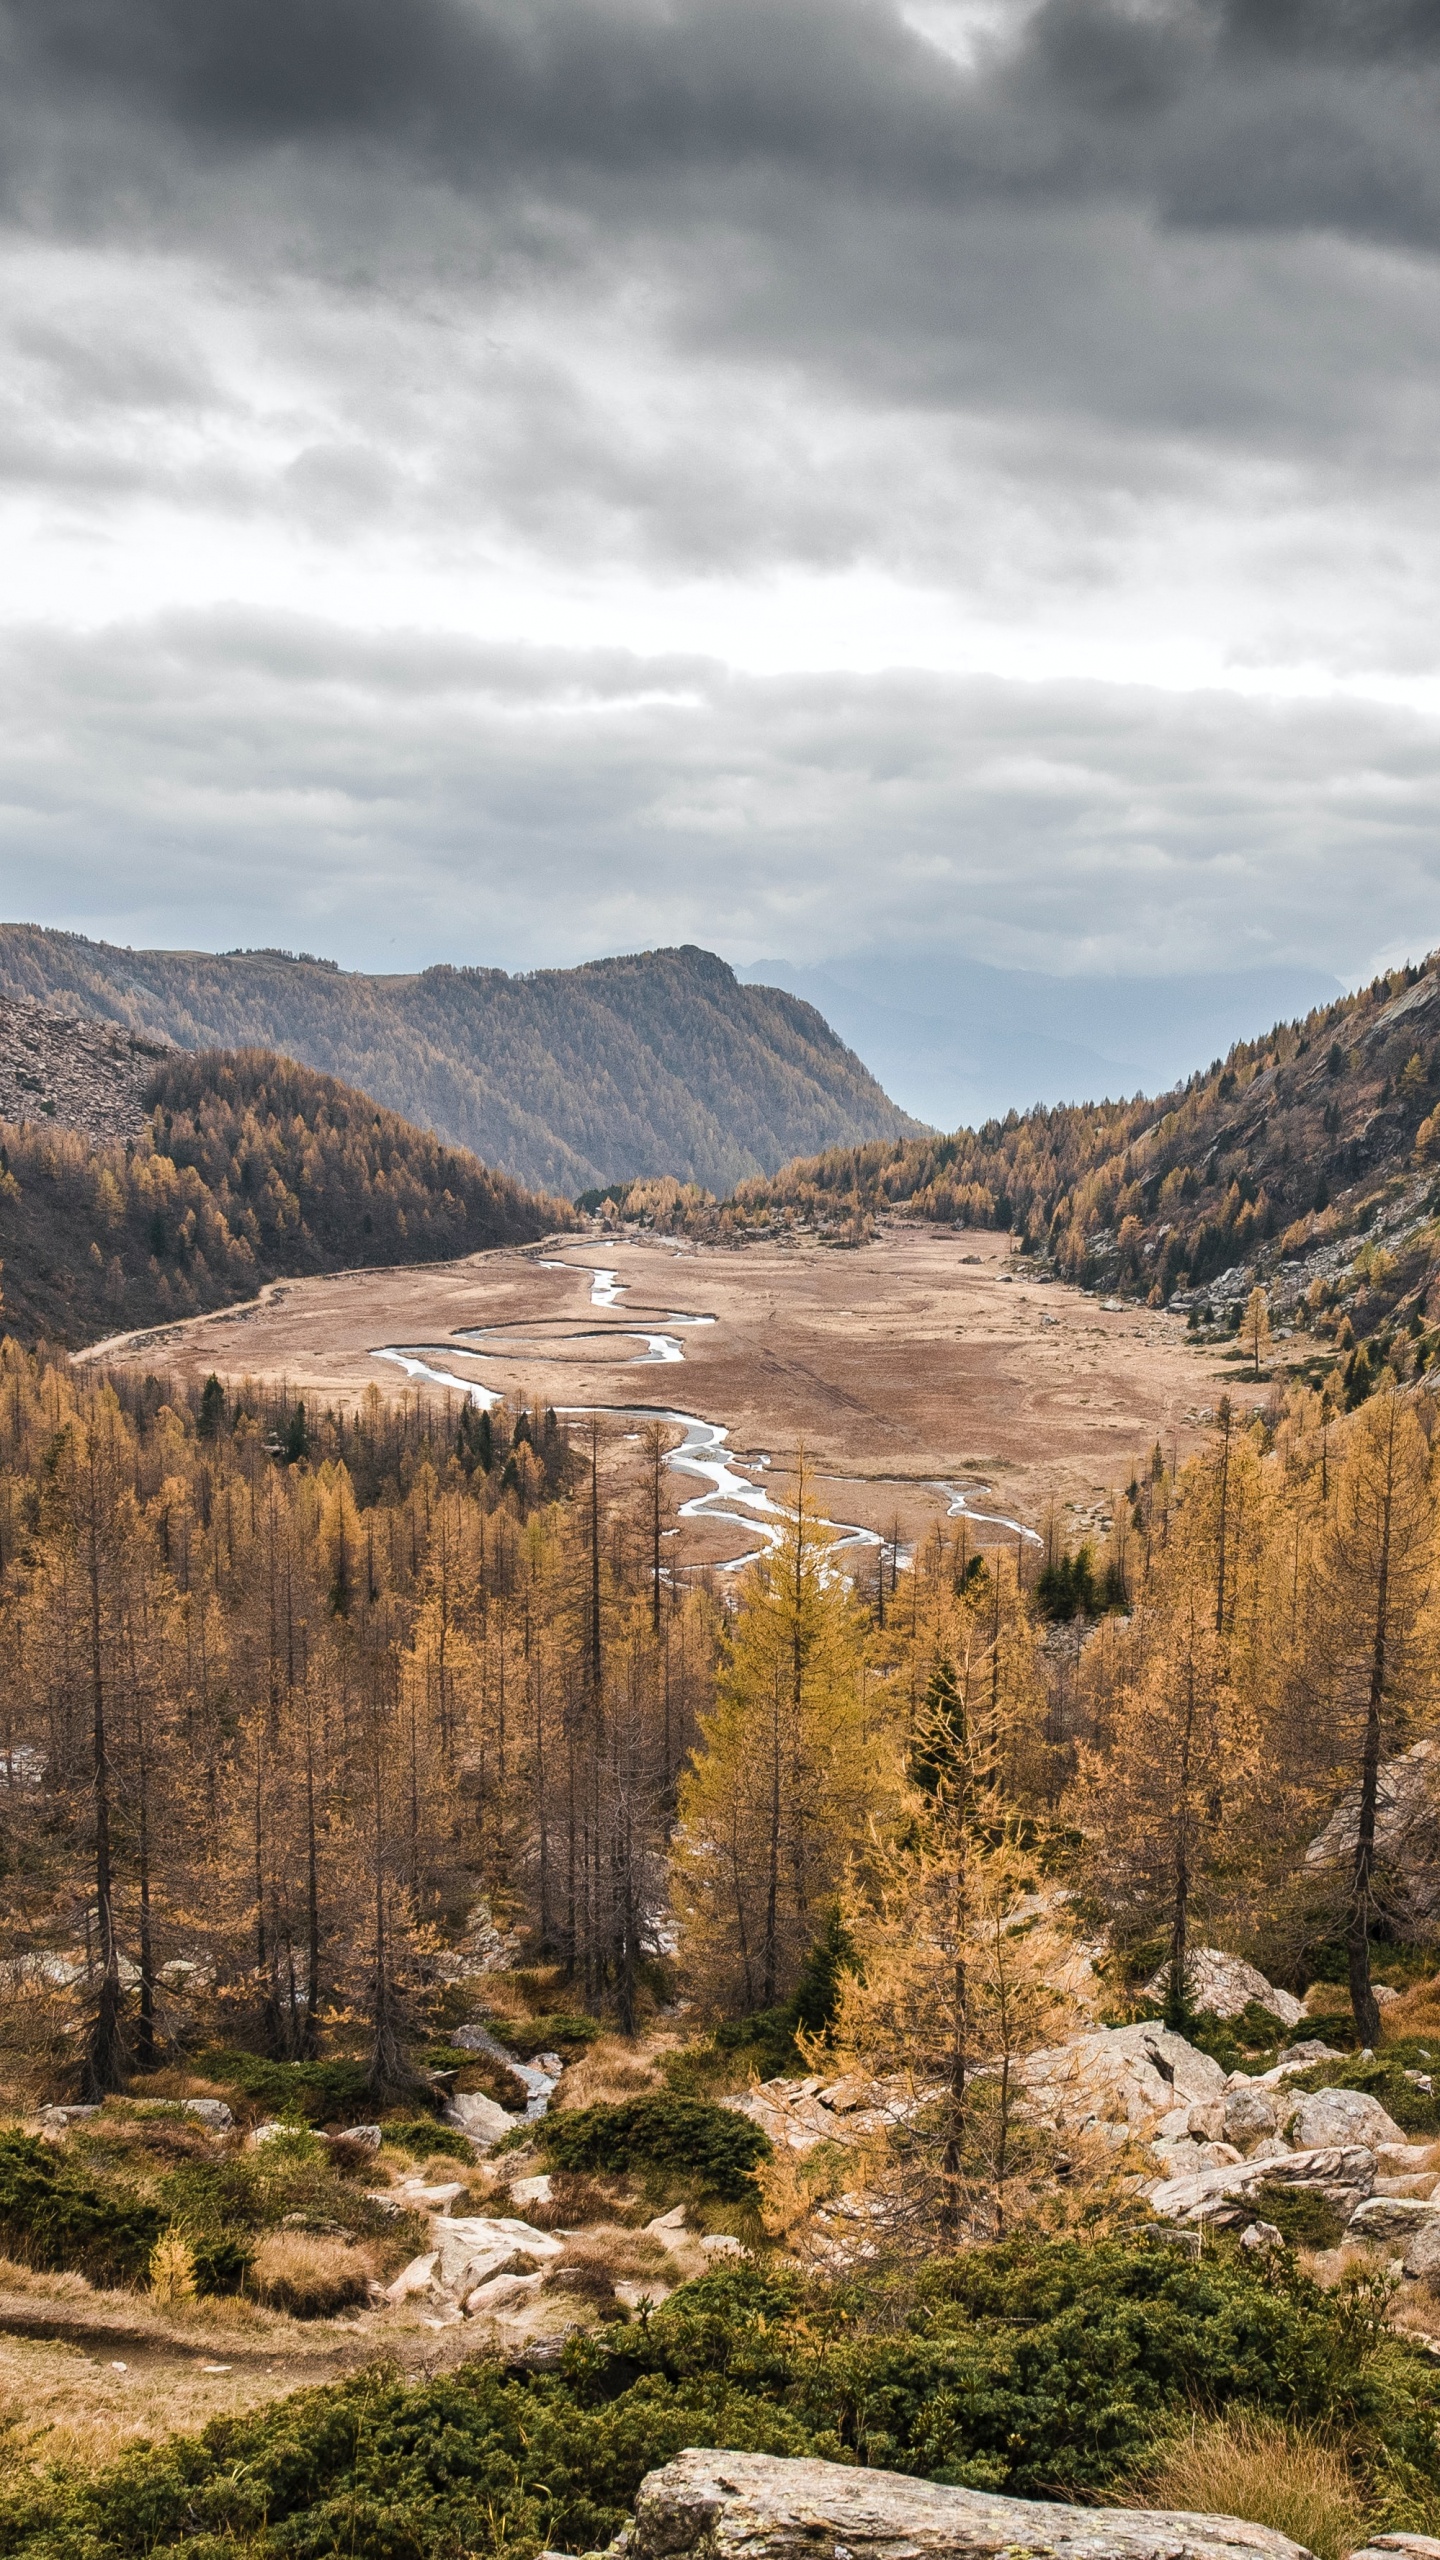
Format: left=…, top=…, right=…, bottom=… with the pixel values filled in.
left=195, top=2052, right=373, bottom=2124
left=6, top=2242, right=1440, bottom=2560
left=246, top=2232, right=372, bottom=2318
left=1253, top=2180, right=1349, bottom=2250
left=539, top=2096, right=771, bottom=2200
left=0, top=2133, right=161, bottom=2285
left=383, top=2118, right=476, bottom=2161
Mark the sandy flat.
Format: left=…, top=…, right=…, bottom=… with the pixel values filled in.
left=79, top=1227, right=1239, bottom=1558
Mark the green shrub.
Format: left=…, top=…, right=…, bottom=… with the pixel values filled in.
left=188, top=2232, right=253, bottom=2295
left=1253, top=2182, right=1348, bottom=2251
left=0, top=2132, right=161, bottom=2285
left=540, top=2096, right=771, bottom=2199
left=6, top=2242, right=1440, bottom=2559
left=195, top=2051, right=373, bottom=2122
left=383, top=2118, right=476, bottom=2162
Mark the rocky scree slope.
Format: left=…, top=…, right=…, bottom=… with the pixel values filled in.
left=0, top=1044, right=571, bottom=1347
left=0, top=928, right=924, bottom=1197
left=0, top=992, right=176, bottom=1142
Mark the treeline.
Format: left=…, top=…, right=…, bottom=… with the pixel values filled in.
left=0, top=1048, right=572, bottom=1346
left=618, top=958, right=1440, bottom=1323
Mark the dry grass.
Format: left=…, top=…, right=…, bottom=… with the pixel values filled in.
left=551, top=2036, right=664, bottom=2111
left=543, top=2224, right=670, bottom=2309
left=517, top=2170, right=640, bottom=2231
left=0, top=2331, right=290, bottom=2474
left=1131, top=2411, right=1372, bottom=2560
left=1375, top=1978, right=1440, bottom=2041
left=246, top=2232, right=373, bottom=2318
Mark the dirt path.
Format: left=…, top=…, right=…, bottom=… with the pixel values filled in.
left=80, top=1227, right=1242, bottom=1557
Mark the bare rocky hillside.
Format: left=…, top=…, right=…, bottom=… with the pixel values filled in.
left=0, top=994, right=174, bottom=1144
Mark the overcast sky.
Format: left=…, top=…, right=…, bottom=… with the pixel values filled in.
left=3, top=0, right=1440, bottom=988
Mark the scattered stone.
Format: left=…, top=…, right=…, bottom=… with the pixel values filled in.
left=183, top=2098, right=233, bottom=2130
left=613, top=2446, right=1314, bottom=2560
left=334, top=2123, right=382, bottom=2153
left=1240, top=2221, right=1282, bottom=2251
left=1222, top=2086, right=1279, bottom=2149
left=698, top=2233, right=745, bottom=2258
left=0, top=994, right=174, bottom=1143
left=431, top=2213, right=564, bottom=2303
left=509, top=2173, right=553, bottom=2207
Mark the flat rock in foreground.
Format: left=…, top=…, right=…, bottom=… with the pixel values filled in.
left=609, top=2449, right=1313, bottom=2560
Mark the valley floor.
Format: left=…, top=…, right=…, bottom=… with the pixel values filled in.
left=81, top=1225, right=1242, bottom=1559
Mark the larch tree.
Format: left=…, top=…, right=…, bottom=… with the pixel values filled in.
left=670, top=1467, right=902, bottom=2014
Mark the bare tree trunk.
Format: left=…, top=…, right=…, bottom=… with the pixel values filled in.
left=81, top=1439, right=124, bottom=2099
left=1349, top=1411, right=1396, bottom=2049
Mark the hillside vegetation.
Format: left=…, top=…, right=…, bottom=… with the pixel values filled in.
left=0, top=929, right=923, bottom=1196
left=617, top=956, right=1440, bottom=1381
left=0, top=1047, right=570, bottom=1346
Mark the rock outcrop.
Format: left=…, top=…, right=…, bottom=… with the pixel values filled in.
left=1141, top=1949, right=1304, bottom=2031
left=0, top=993, right=173, bottom=1144
left=1017, top=2021, right=1227, bottom=2143
left=607, top=2449, right=1312, bottom=2560
left=1307, top=1738, right=1440, bottom=1921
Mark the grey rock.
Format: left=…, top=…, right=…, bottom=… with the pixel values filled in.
left=331, top=2123, right=382, bottom=2152
left=1223, top=2087, right=1278, bottom=2149
left=613, top=2448, right=1314, bottom=2560
left=445, top=2090, right=519, bottom=2149
left=1403, top=2220, right=1440, bottom=2278
left=1352, top=2540, right=1440, bottom=2560
left=1150, top=2143, right=1374, bottom=2226
left=183, top=2098, right=233, bottom=2130
left=1143, top=1949, right=1304, bottom=2030
left=1287, top=2088, right=1405, bottom=2152
left=1347, top=2195, right=1440, bottom=2242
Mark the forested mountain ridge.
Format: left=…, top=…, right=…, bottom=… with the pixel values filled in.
left=0, top=1046, right=572, bottom=1347
left=0, top=929, right=923, bottom=1196
left=631, top=956, right=1440, bottom=1372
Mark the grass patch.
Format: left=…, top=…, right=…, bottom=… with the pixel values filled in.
left=1132, top=2411, right=1372, bottom=2560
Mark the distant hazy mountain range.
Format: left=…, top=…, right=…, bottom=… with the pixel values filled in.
left=0, top=928, right=921, bottom=1197
left=742, top=952, right=1344, bottom=1131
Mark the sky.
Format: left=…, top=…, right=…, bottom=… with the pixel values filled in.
left=3, top=0, right=1440, bottom=994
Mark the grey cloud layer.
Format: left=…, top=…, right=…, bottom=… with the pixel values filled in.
left=3, top=610, right=1437, bottom=978
left=2, top=0, right=1440, bottom=981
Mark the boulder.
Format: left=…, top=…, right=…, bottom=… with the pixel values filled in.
left=1285, top=2087, right=1405, bottom=2151
left=611, top=2447, right=1313, bottom=2560
left=431, top=2213, right=563, bottom=2299
left=1352, top=2541, right=1440, bottom=2560
left=723, top=2077, right=899, bottom=2153
left=385, top=2251, right=439, bottom=2303
left=182, top=2097, right=233, bottom=2130
left=1149, top=2143, right=1375, bottom=2226
left=1402, top=2220, right=1440, bottom=2278
left=445, top=2090, right=519, bottom=2149
left=1018, top=2023, right=1225, bottom=2142
left=509, top=2173, right=553, bottom=2208
left=466, top=2269, right=545, bottom=2315
left=334, top=2123, right=382, bottom=2152
left=1306, top=1737, right=1440, bottom=1919
left=1222, top=2086, right=1278, bottom=2149
left=1347, top=2195, right=1440, bottom=2242
left=1143, top=1950, right=1304, bottom=2030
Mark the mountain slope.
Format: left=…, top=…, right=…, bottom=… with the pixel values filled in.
left=0, top=1044, right=571, bottom=1347
left=676, top=956, right=1440, bottom=1375
left=0, top=930, right=924, bottom=1195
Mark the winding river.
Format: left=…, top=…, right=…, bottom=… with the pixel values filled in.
left=372, top=1256, right=1027, bottom=1570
